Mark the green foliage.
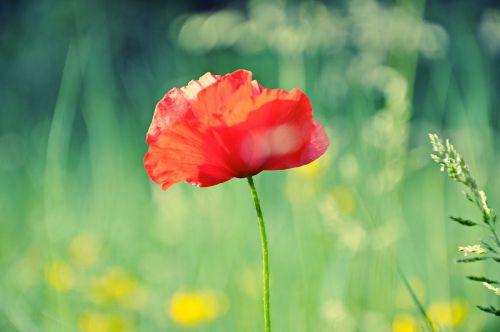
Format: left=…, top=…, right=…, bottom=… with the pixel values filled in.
left=1, top=0, right=500, bottom=331
left=450, top=216, right=478, bottom=227
left=430, top=134, right=500, bottom=317
left=467, top=276, right=499, bottom=285
left=456, top=257, right=490, bottom=263
left=477, top=306, right=500, bottom=316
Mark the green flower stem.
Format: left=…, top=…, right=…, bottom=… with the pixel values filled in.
left=247, top=176, right=271, bottom=332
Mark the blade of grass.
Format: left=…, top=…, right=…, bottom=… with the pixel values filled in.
left=397, top=267, right=435, bottom=332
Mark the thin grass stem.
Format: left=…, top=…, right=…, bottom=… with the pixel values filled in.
left=397, top=267, right=435, bottom=332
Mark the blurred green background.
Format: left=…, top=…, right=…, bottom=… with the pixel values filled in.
left=1, top=0, right=500, bottom=331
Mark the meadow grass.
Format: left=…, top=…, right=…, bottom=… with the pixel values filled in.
left=0, top=0, right=499, bottom=331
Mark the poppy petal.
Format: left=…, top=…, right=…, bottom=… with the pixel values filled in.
left=218, top=88, right=325, bottom=176
left=263, top=120, right=330, bottom=170
left=146, top=72, right=220, bottom=144
left=193, top=70, right=254, bottom=126
left=144, top=122, right=236, bottom=189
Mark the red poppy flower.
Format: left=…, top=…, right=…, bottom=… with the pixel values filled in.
left=144, top=69, right=329, bottom=190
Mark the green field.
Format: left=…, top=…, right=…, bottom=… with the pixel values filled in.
left=1, top=0, right=499, bottom=331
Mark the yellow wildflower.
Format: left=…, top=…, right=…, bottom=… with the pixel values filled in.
left=69, top=233, right=100, bottom=267
left=330, top=186, right=356, bottom=215
left=295, top=150, right=332, bottom=178
left=78, top=311, right=133, bottom=332
left=168, top=290, right=228, bottom=326
left=107, top=313, right=134, bottom=332
left=428, top=299, right=466, bottom=327
left=392, top=313, right=418, bottom=332
left=45, top=261, right=74, bottom=292
left=90, top=267, right=139, bottom=306
left=78, top=311, right=108, bottom=332
left=297, top=158, right=322, bottom=177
